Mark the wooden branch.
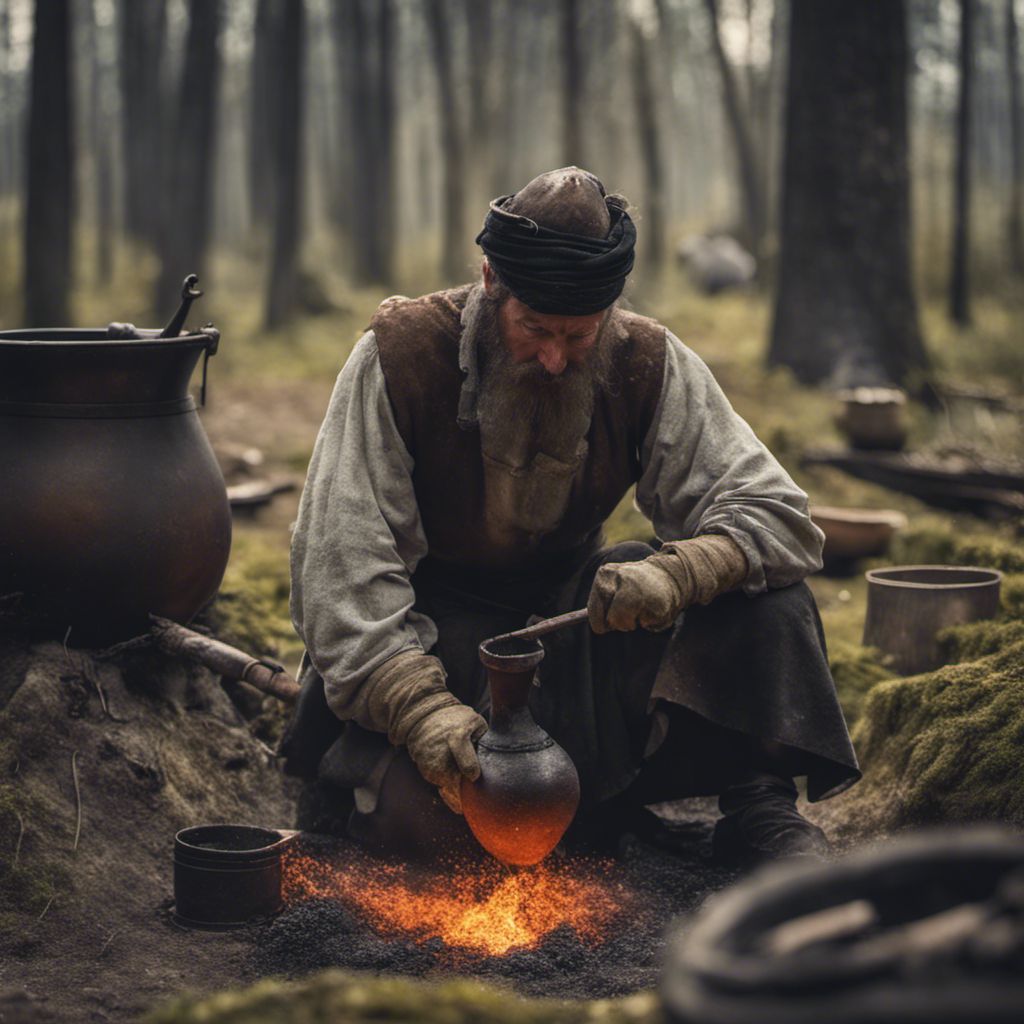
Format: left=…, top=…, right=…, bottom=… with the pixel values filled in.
left=149, top=616, right=300, bottom=704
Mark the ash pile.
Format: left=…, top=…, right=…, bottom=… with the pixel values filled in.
left=251, top=826, right=739, bottom=1000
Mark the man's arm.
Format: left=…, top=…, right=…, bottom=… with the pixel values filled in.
left=589, top=330, right=820, bottom=633
left=290, top=331, right=437, bottom=688
left=635, top=329, right=823, bottom=592
left=290, top=332, right=485, bottom=811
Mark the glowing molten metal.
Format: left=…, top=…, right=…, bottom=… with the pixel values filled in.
left=283, top=848, right=627, bottom=957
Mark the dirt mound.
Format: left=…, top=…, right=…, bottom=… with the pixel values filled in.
left=0, top=636, right=295, bottom=1022
left=811, top=636, right=1024, bottom=841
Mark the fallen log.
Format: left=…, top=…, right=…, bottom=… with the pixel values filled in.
left=801, top=448, right=1024, bottom=517
left=149, top=615, right=300, bottom=704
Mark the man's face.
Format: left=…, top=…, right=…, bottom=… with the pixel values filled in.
left=483, top=262, right=606, bottom=377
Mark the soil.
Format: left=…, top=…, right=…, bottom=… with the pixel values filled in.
left=0, top=637, right=744, bottom=1022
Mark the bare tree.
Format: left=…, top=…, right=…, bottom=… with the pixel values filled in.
left=629, top=9, right=666, bottom=267
left=704, top=0, right=765, bottom=257
left=425, top=0, right=466, bottom=283
left=330, top=0, right=395, bottom=284
left=950, top=0, right=975, bottom=325
left=265, top=0, right=305, bottom=328
left=156, top=0, right=224, bottom=312
left=1007, top=0, right=1023, bottom=275
left=25, top=0, right=73, bottom=326
left=118, top=0, right=166, bottom=247
left=0, top=0, right=19, bottom=198
left=769, top=0, right=928, bottom=390
left=561, top=0, right=584, bottom=167
left=249, top=0, right=274, bottom=230
left=465, top=0, right=497, bottom=202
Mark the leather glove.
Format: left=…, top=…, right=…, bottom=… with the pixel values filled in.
left=363, top=650, right=487, bottom=814
left=587, top=534, right=748, bottom=634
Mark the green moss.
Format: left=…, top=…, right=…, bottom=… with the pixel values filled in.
left=146, top=971, right=661, bottom=1024
left=203, top=532, right=297, bottom=661
left=938, top=619, right=1024, bottom=663
left=0, top=785, right=70, bottom=915
left=890, top=523, right=1024, bottom=575
left=1001, top=573, right=1024, bottom=620
left=828, top=641, right=895, bottom=725
left=816, top=638, right=1024, bottom=838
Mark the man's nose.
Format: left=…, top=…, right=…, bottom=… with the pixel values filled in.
left=537, top=341, right=568, bottom=376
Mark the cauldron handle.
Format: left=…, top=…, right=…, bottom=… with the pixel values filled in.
left=161, top=274, right=204, bottom=337
left=198, top=326, right=220, bottom=407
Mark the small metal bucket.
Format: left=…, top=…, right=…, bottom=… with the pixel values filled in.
left=173, top=824, right=296, bottom=929
left=863, top=565, right=1002, bottom=675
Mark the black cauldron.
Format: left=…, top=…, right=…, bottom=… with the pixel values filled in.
left=0, top=327, right=231, bottom=645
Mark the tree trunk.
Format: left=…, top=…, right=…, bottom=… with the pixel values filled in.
left=629, top=14, right=665, bottom=268
left=88, top=0, right=115, bottom=283
left=249, top=0, right=274, bottom=230
left=24, top=0, right=73, bottom=326
left=425, top=0, right=466, bottom=284
left=769, top=0, right=928, bottom=390
left=561, top=0, right=584, bottom=167
left=156, top=0, right=223, bottom=314
left=1007, top=0, right=1023, bottom=275
left=332, top=0, right=393, bottom=284
left=264, top=0, right=305, bottom=329
left=950, top=0, right=974, bottom=325
left=373, top=0, right=396, bottom=283
left=465, top=0, right=495, bottom=203
left=118, top=0, right=166, bottom=247
left=704, top=0, right=764, bottom=258
left=0, top=0, right=19, bottom=198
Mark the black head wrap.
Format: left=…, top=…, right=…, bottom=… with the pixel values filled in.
left=475, top=193, right=636, bottom=315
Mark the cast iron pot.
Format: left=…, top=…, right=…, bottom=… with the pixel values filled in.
left=0, top=327, right=231, bottom=645
left=174, top=824, right=297, bottom=929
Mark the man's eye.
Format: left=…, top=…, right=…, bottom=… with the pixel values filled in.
left=525, top=324, right=545, bottom=335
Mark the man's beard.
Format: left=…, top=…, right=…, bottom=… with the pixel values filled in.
left=464, top=285, right=615, bottom=471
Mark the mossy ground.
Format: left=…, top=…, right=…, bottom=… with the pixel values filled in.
left=145, top=971, right=661, bottom=1024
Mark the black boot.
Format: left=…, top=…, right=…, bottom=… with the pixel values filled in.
left=712, top=773, right=830, bottom=865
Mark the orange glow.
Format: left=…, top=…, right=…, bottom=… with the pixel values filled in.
left=283, top=848, right=628, bottom=958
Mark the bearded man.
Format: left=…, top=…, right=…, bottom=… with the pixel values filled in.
left=284, top=168, right=859, bottom=864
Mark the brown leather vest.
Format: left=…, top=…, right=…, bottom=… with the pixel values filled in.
left=371, top=286, right=666, bottom=574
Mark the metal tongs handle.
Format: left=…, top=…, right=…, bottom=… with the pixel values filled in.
left=490, top=607, right=590, bottom=644
left=160, top=274, right=203, bottom=337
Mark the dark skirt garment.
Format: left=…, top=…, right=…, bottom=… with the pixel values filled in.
left=280, top=542, right=860, bottom=846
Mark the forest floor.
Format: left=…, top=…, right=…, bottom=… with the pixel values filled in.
left=2, top=265, right=1023, bottom=1023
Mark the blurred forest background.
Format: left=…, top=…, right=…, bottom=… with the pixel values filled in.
left=0, top=0, right=1021, bottom=372
left=0, top=0, right=1022, bottom=667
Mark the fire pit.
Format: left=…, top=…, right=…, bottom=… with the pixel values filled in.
left=250, top=825, right=739, bottom=999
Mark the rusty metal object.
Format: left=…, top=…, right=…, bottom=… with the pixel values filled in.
left=174, top=824, right=297, bottom=929
left=661, top=826, right=1024, bottom=1024
left=489, top=607, right=590, bottom=644
left=863, top=565, right=1002, bottom=675
left=0, top=327, right=231, bottom=646
left=149, top=615, right=300, bottom=704
left=834, top=386, right=908, bottom=451
left=810, top=506, right=908, bottom=565
left=461, top=636, right=580, bottom=866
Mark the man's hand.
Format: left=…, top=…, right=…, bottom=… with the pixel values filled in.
left=405, top=702, right=487, bottom=814
left=362, top=650, right=487, bottom=814
left=587, top=534, right=748, bottom=634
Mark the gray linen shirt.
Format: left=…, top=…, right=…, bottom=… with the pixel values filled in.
left=290, top=328, right=824, bottom=720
